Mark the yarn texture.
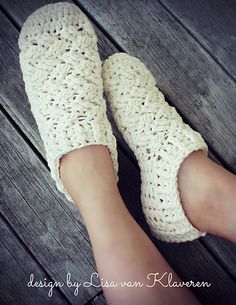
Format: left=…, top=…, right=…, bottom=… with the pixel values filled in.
left=103, top=53, right=208, bottom=242
left=18, top=3, right=118, bottom=201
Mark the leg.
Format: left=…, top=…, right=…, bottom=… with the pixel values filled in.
left=178, top=150, right=236, bottom=243
left=60, top=145, right=201, bottom=305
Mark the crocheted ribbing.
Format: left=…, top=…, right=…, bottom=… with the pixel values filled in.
left=103, top=53, right=208, bottom=242
left=18, top=3, right=118, bottom=201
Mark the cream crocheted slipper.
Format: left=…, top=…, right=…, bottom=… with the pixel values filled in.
left=18, top=3, right=118, bottom=201
left=103, top=53, right=208, bottom=242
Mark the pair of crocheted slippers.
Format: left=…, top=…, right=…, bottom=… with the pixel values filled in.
left=19, top=3, right=207, bottom=243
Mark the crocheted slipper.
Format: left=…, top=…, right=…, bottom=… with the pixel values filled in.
left=18, top=3, right=118, bottom=201
left=103, top=53, right=208, bottom=242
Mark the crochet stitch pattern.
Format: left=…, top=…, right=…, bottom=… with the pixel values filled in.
left=18, top=3, right=118, bottom=201
left=103, top=53, right=208, bottom=242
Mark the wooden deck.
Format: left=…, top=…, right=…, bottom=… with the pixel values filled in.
left=0, top=0, right=236, bottom=304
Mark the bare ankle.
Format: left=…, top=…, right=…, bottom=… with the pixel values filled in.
left=59, top=145, right=118, bottom=205
left=178, top=150, right=236, bottom=242
left=214, top=174, right=236, bottom=242
left=177, top=151, right=214, bottom=232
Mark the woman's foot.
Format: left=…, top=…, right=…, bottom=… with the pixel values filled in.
left=102, top=53, right=207, bottom=243
left=178, top=150, right=236, bottom=243
left=19, top=3, right=118, bottom=200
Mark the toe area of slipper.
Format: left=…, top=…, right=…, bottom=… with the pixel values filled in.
left=18, top=2, right=96, bottom=50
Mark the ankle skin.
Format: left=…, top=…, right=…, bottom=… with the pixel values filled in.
left=178, top=150, right=236, bottom=242
left=60, top=145, right=119, bottom=207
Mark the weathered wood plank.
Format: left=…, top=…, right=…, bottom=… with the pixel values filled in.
left=0, top=295, right=7, bottom=305
left=75, top=0, right=236, bottom=173
left=159, top=0, right=236, bottom=80
left=89, top=293, right=107, bottom=305
left=201, top=235, right=236, bottom=281
left=0, top=214, right=70, bottom=305
left=0, top=10, right=43, bottom=155
left=0, top=1, right=236, bottom=304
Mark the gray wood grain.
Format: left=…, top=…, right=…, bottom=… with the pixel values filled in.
left=201, top=234, right=236, bottom=281
left=0, top=214, right=70, bottom=305
left=75, top=0, right=236, bottom=173
left=0, top=1, right=236, bottom=305
left=89, top=293, right=107, bottom=305
left=160, top=0, right=236, bottom=80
